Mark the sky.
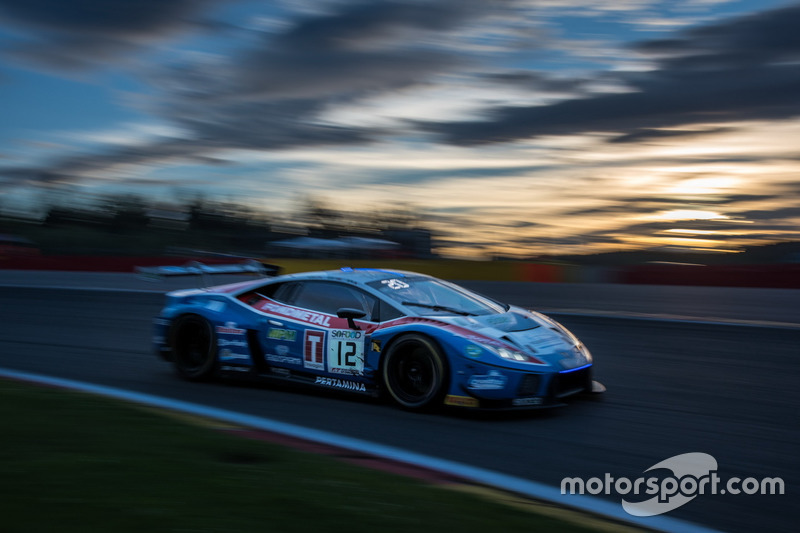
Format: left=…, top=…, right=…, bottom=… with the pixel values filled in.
left=1, top=0, right=799, bottom=258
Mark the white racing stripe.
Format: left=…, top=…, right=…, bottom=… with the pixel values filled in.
left=0, top=367, right=722, bottom=533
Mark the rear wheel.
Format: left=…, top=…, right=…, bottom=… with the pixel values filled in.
left=382, top=334, right=447, bottom=410
left=171, top=315, right=217, bottom=381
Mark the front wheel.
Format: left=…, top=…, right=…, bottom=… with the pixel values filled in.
left=381, top=334, right=447, bottom=410
left=170, top=315, right=217, bottom=381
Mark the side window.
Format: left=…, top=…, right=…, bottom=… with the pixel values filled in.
left=291, top=282, right=379, bottom=322
left=378, top=299, right=404, bottom=321
left=263, top=282, right=301, bottom=304
left=241, top=281, right=298, bottom=306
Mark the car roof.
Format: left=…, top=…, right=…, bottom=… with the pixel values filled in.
left=281, top=267, right=430, bottom=285
left=209, top=267, right=434, bottom=296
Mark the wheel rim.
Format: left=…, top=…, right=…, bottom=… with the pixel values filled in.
left=175, top=319, right=211, bottom=372
left=387, top=341, right=439, bottom=405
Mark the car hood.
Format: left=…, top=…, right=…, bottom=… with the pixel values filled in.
left=435, top=307, right=583, bottom=359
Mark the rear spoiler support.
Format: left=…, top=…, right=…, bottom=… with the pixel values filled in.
left=136, top=260, right=280, bottom=286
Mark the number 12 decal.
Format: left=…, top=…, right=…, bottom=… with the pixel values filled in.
left=337, top=341, right=359, bottom=366
left=328, top=329, right=365, bottom=375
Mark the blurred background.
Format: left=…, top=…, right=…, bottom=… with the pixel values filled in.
left=1, top=0, right=799, bottom=281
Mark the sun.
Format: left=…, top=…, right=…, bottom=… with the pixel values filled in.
left=667, top=176, right=740, bottom=196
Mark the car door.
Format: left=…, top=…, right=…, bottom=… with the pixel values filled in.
left=258, top=281, right=308, bottom=370
left=290, top=281, right=378, bottom=378
left=260, top=280, right=379, bottom=379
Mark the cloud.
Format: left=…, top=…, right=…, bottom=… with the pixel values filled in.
left=608, top=126, right=735, bottom=144
left=0, top=138, right=204, bottom=186
left=162, top=0, right=488, bottom=103
left=560, top=191, right=784, bottom=218
left=1, top=0, right=500, bottom=187
left=479, top=71, right=593, bottom=95
left=0, top=0, right=224, bottom=70
left=737, top=206, right=800, bottom=222
left=272, top=0, right=484, bottom=49
left=634, top=3, right=800, bottom=70
left=422, top=4, right=800, bottom=145
left=142, top=1, right=494, bottom=150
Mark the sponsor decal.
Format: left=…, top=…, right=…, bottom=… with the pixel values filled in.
left=524, top=331, right=564, bottom=351
left=314, top=376, right=367, bottom=392
left=468, top=370, right=508, bottom=390
left=304, top=330, right=326, bottom=371
left=258, top=301, right=331, bottom=327
left=220, top=365, right=250, bottom=372
left=216, top=321, right=245, bottom=335
left=381, top=279, right=410, bottom=290
left=266, top=354, right=302, bottom=365
left=512, top=397, right=543, bottom=406
left=275, top=345, right=290, bottom=355
left=371, top=340, right=381, bottom=353
left=331, top=330, right=363, bottom=339
left=218, top=339, right=247, bottom=348
left=444, top=395, right=479, bottom=408
left=268, top=328, right=297, bottom=341
left=486, top=315, right=509, bottom=326
left=219, top=350, right=250, bottom=361
left=327, top=329, right=365, bottom=375
left=464, top=345, right=483, bottom=358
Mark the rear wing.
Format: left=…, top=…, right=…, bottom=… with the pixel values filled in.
left=136, top=259, right=280, bottom=285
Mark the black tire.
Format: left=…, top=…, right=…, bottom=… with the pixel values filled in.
left=170, top=315, right=217, bottom=381
left=381, top=334, right=447, bottom=410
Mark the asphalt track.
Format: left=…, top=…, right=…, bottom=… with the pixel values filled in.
left=0, top=278, right=797, bottom=532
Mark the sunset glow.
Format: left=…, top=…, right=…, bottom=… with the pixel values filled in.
left=1, top=0, right=798, bottom=258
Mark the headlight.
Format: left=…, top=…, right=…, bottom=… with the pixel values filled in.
left=557, top=346, right=593, bottom=370
left=481, top=343, right=536, bottom=363
left=496, top=346, right=528, bottom=362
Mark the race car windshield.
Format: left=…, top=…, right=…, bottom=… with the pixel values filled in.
left=400, top=301, right=476, bottom=316
left=368, top=278, right=505, bottom=316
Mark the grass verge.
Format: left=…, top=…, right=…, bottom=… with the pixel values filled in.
left=0, top=379, right=617, bottom=533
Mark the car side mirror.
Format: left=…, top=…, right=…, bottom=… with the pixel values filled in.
left=337, top=308, right=366, bottom=330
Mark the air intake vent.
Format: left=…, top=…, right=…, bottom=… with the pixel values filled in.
left=518, top=374, right=541, bottom=395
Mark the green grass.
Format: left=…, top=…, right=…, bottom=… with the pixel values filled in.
left=0, top=380, right=609, bottom=533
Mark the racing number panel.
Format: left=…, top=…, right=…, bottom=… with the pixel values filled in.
left=243, top=280, right=384, bottom=381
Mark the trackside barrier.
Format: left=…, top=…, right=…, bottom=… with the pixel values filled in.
left=620, top=263, right=800, bottom=288
left=1, top=255, right=799, bottom=287
left=0, top=255, right=241, bottom=272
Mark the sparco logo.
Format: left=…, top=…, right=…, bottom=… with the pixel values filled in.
left=331, top=330, right=362, bottom=339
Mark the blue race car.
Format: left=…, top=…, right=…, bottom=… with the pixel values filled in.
left=153, top=267, right=603, bottom=410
